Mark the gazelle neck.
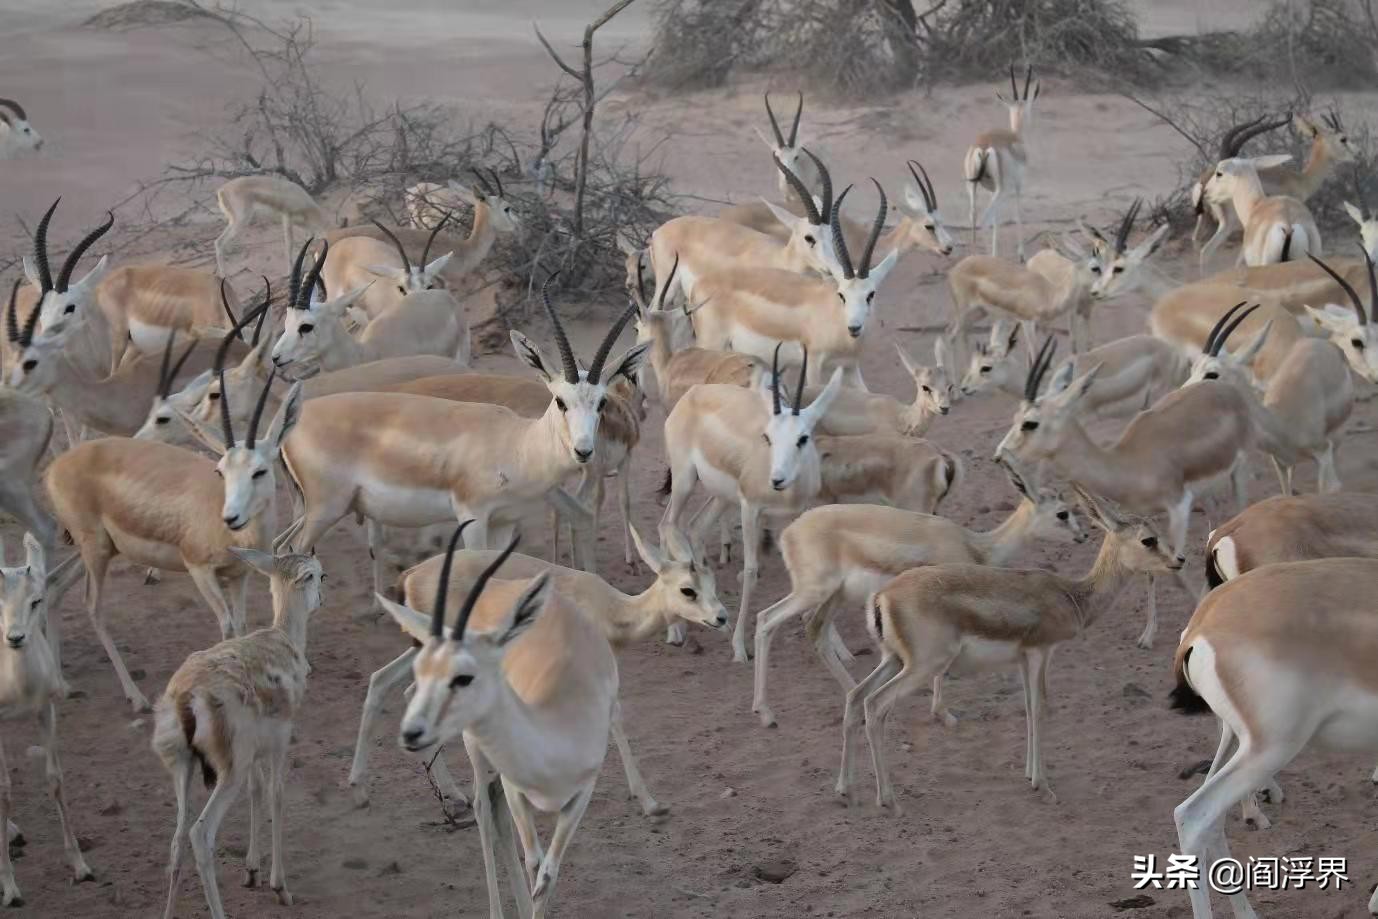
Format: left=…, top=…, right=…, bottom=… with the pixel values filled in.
left=646, top=321, right=676, bottom=404
left=465, top=202, right=496, bottom=261
left=972, top=497, right=1037, bottom=566
left=1064, top=535, right=1140, bottom=631
left=599, top=583, right=668, bottom=648
left=1228, top=173, right=1265, bottom=224
left=316, top=318, right=367, bottom=373
left=1009, top=104, right=1028, bottom=137
left=1297, top=137, right=1332, bottom=199
left=47, top=349, right=146, bottom=434
left=1045, top=423, right=1137, bottom=507
left=270, top=584, right=312, bottom=655
left=508, top=400, right=583, bottom=492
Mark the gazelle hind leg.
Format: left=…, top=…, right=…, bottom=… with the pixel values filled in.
left=804, top=591, right=857, bottom=695
left=83, top=553, right=152, bottom=712
left=267, top=741, right=293, bottom=904
left=754, top=586, right=834, bottom=727
left=610, top=700, right=666, bottom=816
left=1138, top=574, right=1158, bottom=650
left=1024, top=649, right=1056, bottom=801
left=863, top=662, right=938, bottom=811
left=162, top=751, right=194, bottom=919
left=188, top=766, right=248, bottom=919
left=732, top=502, right=763, bottom=663
left=0, top=739, right=19, bottom=906
left=187, top=565, right=239, bottom=640
left=837, top=653, right=901, bottom=802
left=530, top=781, right=597, bottom=917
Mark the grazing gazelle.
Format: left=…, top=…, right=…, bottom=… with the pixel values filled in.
left=45, top=368, right=302, bottom=712
left=154, top=547, right=324, bottom=919
left=379, top=529, right=614, bottom=919
left=213, top=174, right=333, bottom=276
left=1170, top=557, right=1378, bottom=919
left=0, top=98, right=41, bottom=156
left=840, top=487, right=1179, bottom=810
left=0, top=535, right=93, bottom=907
left=661, top=346, right=844, bottom=660
left=751, top=466, right=1085, bottom=728
left=350, top=525, right=725, bottom=812
left=1206, top=155, right=1321, bottom=265
left=963, top=64, right=1038, bottom=259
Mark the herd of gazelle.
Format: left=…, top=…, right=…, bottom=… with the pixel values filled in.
left=5, top=71, right=1378, bottom=919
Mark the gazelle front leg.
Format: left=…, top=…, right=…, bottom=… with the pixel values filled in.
left=1023, top=649, right=1056, bottom=802
left=530, top=779, right=597, bottom=918
left=1138, top=575, right=1158, bottom=650
left=267, top=741, right=293, bottom=905
left=753, top=587, right=829, bottom=727
left=186, top=565, right=240, bottom=640
left=732, top=500, right=764, bottom=663
left=188, top=766, right=247, bottom=919
left=0, top=738, right=19, bottom=906
left=610, top=700, right=667, bottom=816
left=836, top=653, right=901, bottom=802
left=464, top=740, right=509, bottom=919
left=543, top=486, right=594, bottom=572
left=83, top=559, right=152, bottom=713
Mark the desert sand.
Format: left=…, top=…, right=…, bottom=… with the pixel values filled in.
left=0, top=2, right=1376, bottom=917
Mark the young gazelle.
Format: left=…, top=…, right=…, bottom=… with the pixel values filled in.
left=841, top=487, right=1179, bottom=809
left=380, top=532, right=614, bottom=919
left=1207, top=155, right=1321, bottom=265
left=995, top=338, right=1281, bottom=648
left=800, top=336, right=955, bottom=436
left=213, top=174, right=333, bottom=276
left=320, top=218, right=454, bottom=322
left=1170, top=557, right=1378, bottom=919
left=0, top=536, right=93, bottom=907
left=751, top=468, right=1085, bottom=728
left=350, top=525, right=726, bottom=811
left=960, top=320, right=1188, bottom=416
left=963, top=64, right=1038, bottom=259
left=0, top=98, right=41, bottom=156
left=691, top=184, right=898, bottom=387
left=270, top=238, right=468, bottom=378
left=275, top=283, right=647, bottom=567
left=45, top=370, right=302, bottom=712
left=661, top=347, right=845, bottom=660
left=153, top=547, right=324, bottom=919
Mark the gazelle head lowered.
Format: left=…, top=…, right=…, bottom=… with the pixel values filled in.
left=994, top=335, right=1084, bottom=465
left=828, top=179, right=899, bottom=338
left=271, top=238, right=371, bottom=378
left=768, top=148, right=839, bottom=278
left=22, top=198, right=113, bottom=331
left=632, top=524, right=728, bottom=632
left=510, top=276, right=650, bottom=465
left=1183, top=301, right=1269, bottom=387
left=760, top=344, right=844, bottom=491
left=960, top=320, right=1021, bottom=397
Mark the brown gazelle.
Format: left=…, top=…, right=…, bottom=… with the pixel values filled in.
left=840, top=487, right=1179, bottom=809
left=1170, top=558, right=1378, bottom=919
left=1207, top=154, right=1321, bottom=266
left=320, top=217, right=455, bottom=322
left=0, top=535, right=93, bottom=907
left=1192, top=113, right=1291, bottom=269
left=350, top=525, right=726, bottom=812
left=153, top=547, right=324, bottom=919
left=45, top=368, right=302, bottom=712
left=275, top=280, right=648, bottom=567
left=751, top=466, right=1086, bottom=728
left=963, top=64, right=1038, bottom=259
left=213, top=174, right=333, bottom=276
left=379, top=528, right=615, bottom=919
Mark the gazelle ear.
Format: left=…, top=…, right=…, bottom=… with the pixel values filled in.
left=445, top=181, right=479, bottom=205
left=1045, top=359, right=1076, bottom=396
left=661, top=524, right=696, bottom=565
left=497, top=571, right=551, bottom=646
left=867, top=248, right=900, bottom=285
left=76, top=255, right=110, bottom=290
left=422, top=252, right=453, bottom=278
left=1078, top=219, right=1110, bottom=249
left=21, top=257, right=40, bottom=290
left=1344, top=201, right=1366, bottom=225
left=1132, top=223, right=1170, bottom=260
left=1231, top=319, right=1273, bottom=365
left=21, top=533, right=44, bottom=582
left=376, top=594, right=435, bottom=643
left=265, top=382, right=304, bottom=450
left=934, top=334, right=953, bottom=371
left=227, top=547, right=276, bottom=577
left=1070, top=484, right=1121, bottom=532
left=1058, top=361, right=1103, bottom=405
left=365, top=265, right=403, bottom=279
left=894, top=342, right=922, bottom=378
left=511, top=330, right=554, bottom=382
left=629, top=524, right=665, bottom=574
left=172, top=404, right=229, bottom=456
left=1247, top=153, right=1293, bottom=171
left=326, top=284, right=372, bottom=314
left=799, top=366, right=844, bottom=427
left=608, top=340, right=652, bottom=383
left=899, top=184, right=927, bottom=216
left=762, top=198, right=803, bottom=230
left=1304, top=303, right=1355, bottom=332
left=1293, top=113, right=1319, bottom=138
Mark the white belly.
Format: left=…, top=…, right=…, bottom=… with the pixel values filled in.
left=128, top=317, right=177, bottom=356
left=355, top=479, right=455, bottom=528
left=689, top=448, right=741, bottom=503
left=949, top=636, right=1022, bottom=675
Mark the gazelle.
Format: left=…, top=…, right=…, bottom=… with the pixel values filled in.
left=96, top=265, right=242, bottom=364
left=270, top=238, right=468, bottom=378
left=995, top=337, right=1280, bottom=648
left=840, top=486, right=1179, bottom=809
left=1267, top=110, right=1359, bottom=198
left=213, top=174, right=333, bottom=276
left=320, top=218, right=454, bottom=322
left=794, top=336, right=954, bottom=436
left=380, top=531, right=615, bottom=919
left=153, top=547, right=324, bottom=919
left=716, top=92, right=818, bottom=239
left=1170, top=557, right=1378, bottom=919
left=963, top=64, right=1038, bottom=259
left=691, top=183, right=898, bottom=387
left=633, top=289, right=763, bottom=408
left=661, top=346, right=844, bottom=660
left=405, top=182, right=470, bottom=230
left=1343, top=198, right=1378, bottom=259
left=275, top=282, right=647, bottom=568
left=960, top=320, right=1188, bottom=415
left=947, top=241, right=1095, bottom=359
left=0, top=98, right=41, bottom=156
left=1080, top=200, right=1171, bottom=304
left=21, top=199, right=114, bottom=362
left=0, top=285, right=58, bottom=557
left=751, top=467, right=1085, bottom=727
left=44, top=370, right=302, bottom=712
left=0, top=536, right=93, bottom=907
left=1185, top=299, right=1353, bottom=493
left=1191, top=114, right=1290, bottom=264
left=351, top=525, right=725, bottom=811
left=325, top=168, right=520, bottom=292
left=1207, top=155, right=1320, bottom=265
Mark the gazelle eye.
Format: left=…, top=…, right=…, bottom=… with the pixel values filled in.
left=555, top=397, right=568, bottom=412
left=762, top=434, right=771, bottom=445
left=299, top=323, right=315, bottom=333
left=866, top=291, right=875, bottom=303
left=1141, top=536, right=1158, bottom=548
left=208, top=392, right=220, bottom=401
left=837, top=293, right=844, bottom=303
left=804, top=235, right=816, bottom=245
left=1090, top=265, right=1101, bottom=274
left=797, top=435, right=809, bottom=447
left=156, top=416, right=170, bottom=425
left=980, top=365, right=992, bottom=373
left=1112, top=266, right=1124, bottom=274
left=1056, top=510, right=1069, bottom=520
left=1204, top=371, right=1219, bottom=380
left=21, top=359, right=36, bottom=371
left=1021, top=420, right=1039, bottom=431
left=449, top=674, right=474, bottom=689
left=1352, top=338, right=1365, bottom=350
left=680, top=587, right=697, bottom=599
left=252, top=469, right=268, bottom=479
left=398, top=286, right=407, bottom=295
left=64, top=304, right=75, bottom=314
left=922, top=385, right=931, bottom=393
left=597, top=398, right=607, bottom=412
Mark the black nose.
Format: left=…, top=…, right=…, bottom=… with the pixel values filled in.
left=771, top=478, right=786, bottom=490
left=6, top=637, right=22, bottom=649
left=574, top=447, right=593, bottom=462
left=401, top=727, right=425, bottom=747
left=848, top=326, right=862, bottom=338
left=939, top=407, right=949, bottom=415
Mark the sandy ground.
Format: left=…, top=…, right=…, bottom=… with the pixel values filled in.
left=1, top=2, right=1377, bottom=917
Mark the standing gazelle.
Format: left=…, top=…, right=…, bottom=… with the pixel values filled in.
left=1207, top=155, right=1321, bottom=266
left=320, top=218, right=454, bottom=321
left=840, top=487, right=1179, bottom=810
left=963, top=64, right=1038, bottom=259
left=213, top=175, right=333, bottom=276
left=379, top=529, right=615, bottom=919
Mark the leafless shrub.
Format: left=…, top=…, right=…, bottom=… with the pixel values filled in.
left=83, top=0, right=212, bottom=30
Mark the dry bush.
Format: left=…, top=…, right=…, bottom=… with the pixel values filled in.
left=83, top=0, right=212, bottom=30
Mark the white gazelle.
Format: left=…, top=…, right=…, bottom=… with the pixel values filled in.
left=962, top=64, right=1038, bottom=259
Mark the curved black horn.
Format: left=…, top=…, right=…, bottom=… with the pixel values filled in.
left=420, top=213, right=450, bottom=269
left=215, top=297, right=269, bottom=374
left=1115, top=198, right=1142, bottom=254
left=287, top=237, right=312, bottom=308
left=774, top=155, right=821, bottom=225
left=5, top=279, right=20, bottom=344
left=1204, top=301, right=1249, bottom=356
left=0, top=98, right=27, bottom=120
left=1365, top=247, right=1378, bottom=325
left=792, top=347, right=808, bottom=415
left=858, top=178, right=887, bottom=278
left=830, top=184, right=855, bottom=279
left=371, top=220, right=411, bottom=275
left=300, top=240, right=328, bottom=307
left=251, top=277, right=271, bottom=346
left=18, top=281, right=40, bottom=348
left=470, top=167, right=495, bottom=197
left=907, top=160, right=936, bottom=211
left=488, top=167, right=504, bottom=198
left=220, top=279, right=244, bottom=341
left=452, top=531, right=521, bottom=641
left=55, top=210, right=113, bottom=292
left=1024, top=335, right=1057, bottom=401
left=804, top=148, right=833, bottom=223
left=656, top=254, right=679, bottom=310
left=157, top=331, right=177, bottom=398
left=1214, top=303, right=1261, bottom=355
left=764, top=93, right=785, bottom=147
left=32, top=198, right=58, bottom=294
left=1008, top=64, right=1018, bottom=99
left=1307, top=254, right=1367, bottom=326
left=245, top=366, right=278, bottom=449
left=587, top=301, right=637, bottom=385
left=789, top=92, right=803, bottom=146
left=1023, top=64, right=1033, bottom=100
left=540, top=272, right=579, bottom=384
left=217, top=369, right=236, bottom=447
left=430, top=520, right=472, bottom=638
left=770, top=342, right=783, bottom=415
left=161, top=333, right=199, bottom=399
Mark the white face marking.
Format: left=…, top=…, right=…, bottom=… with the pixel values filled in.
left=0, top=555, right=45, bottom=651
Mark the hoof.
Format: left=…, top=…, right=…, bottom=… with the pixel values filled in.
left=74, top=866, right=95, bottom=884
left=273, top=885, right=293, bottom=906
left=3, top=896, right=22, bottom=909
left=131, top=698, right=153, bottom=715
left=243, top=868, right=259, bottom=888
left=643, top=802, right=670, bottom=818
left=350, top=784, right=370, bottom=809
left=756, top=710, right=778, bottom=729
left=1135, top=635, right=1154, bottom=651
